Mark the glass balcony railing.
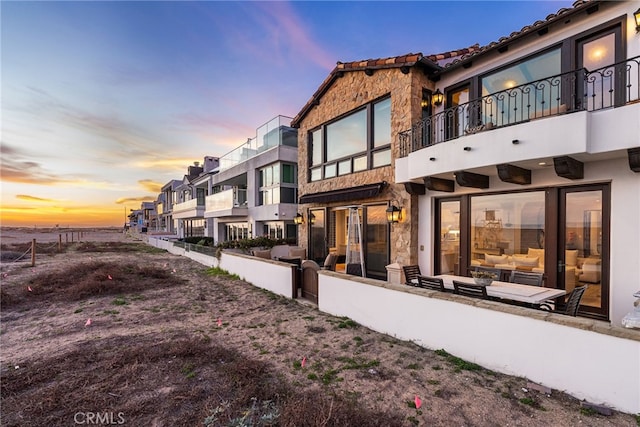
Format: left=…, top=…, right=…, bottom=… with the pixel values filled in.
left=205, top=188, right=248, bottom=212
left=399, top=56, right=640, bottom=157
left=173, top=198, right=204, bottom=212
left=218, top=116, right=297, bottom=171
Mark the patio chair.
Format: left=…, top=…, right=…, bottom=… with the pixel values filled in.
left=402, top=265, right=421, bottom=286
left=453, top=280, right=489, bottom=300
left=509, top=271, right=544, bottom=286
left=417, top=275, right=446, bottom=291
left=321, top=253, right=338, bottom=271
left=540, top=285, right=587, bottom=316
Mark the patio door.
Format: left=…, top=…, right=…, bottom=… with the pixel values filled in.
left=576, top=24, right=623, bottom=110
left=435, top=199, right=461, bottom=275
left=308, top=209, right=326, bottom=264
left=558, top=185, right=609, bottom=319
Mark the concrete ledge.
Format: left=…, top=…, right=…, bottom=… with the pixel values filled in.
left=319, top=270, right=639, bottom=342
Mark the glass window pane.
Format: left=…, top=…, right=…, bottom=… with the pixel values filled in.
left=310, top=167, right=322, bottom=181
left=353, top=155, right=367, bottom=172
left=280, top=187, right=296, bottom=203
left=583, top=33, right=615, bottom=110
left=265, top=167, right=273, bottom=186
left=470, top=192, right=545, bottom=271
left=282, top=163, right=295, bottom=183
left=311, top=129, right=322, bottom=166
left=338, top=160, right=351, bottom=175
left=372, top=149, right=391, bottom=167
left=272, top=163, right=280, bottom=185
left=374, top=98, right=391, bottom=147
left=326, top=109, right=366, bottom=161
left=439, top=200, right=460, bottom=275
left=324, top=163, right=336, bottom=178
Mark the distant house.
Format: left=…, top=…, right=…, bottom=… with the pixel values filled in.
left=168, top=116, right=299, bottom=241
left=293, top=0, right=640, bottom=323
left=158, top=179, right=182, bottom=235
left=205, top=116, right=299, bottom=243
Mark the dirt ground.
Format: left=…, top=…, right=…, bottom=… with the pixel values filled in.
left=1, top=228, right=637, bottom=426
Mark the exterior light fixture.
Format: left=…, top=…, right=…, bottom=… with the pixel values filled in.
left=309, top=212, right=316, bottom=225
left=463, top=146, right=472, bottom=151
left=386, top=204, right=402, bottom=223
left=293, top=212, right=304, bottom=225
left=512, top=139, right=520, bottom=145
left=420, top=98, right=430, bottom=109
left=432, top=89, right=444, bottom=107
left=635, top=8, right=640, bottom=32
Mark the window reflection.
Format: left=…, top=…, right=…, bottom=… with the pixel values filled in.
left=470, top=192, right=545, bottom=273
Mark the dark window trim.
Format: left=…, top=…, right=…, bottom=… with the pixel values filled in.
left=307, top=95, right=391, bottom=183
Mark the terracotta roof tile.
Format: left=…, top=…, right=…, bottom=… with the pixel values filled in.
left=439, top=0, right=597, bottom=68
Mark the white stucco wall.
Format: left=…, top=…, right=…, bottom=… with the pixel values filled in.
left=318, top=272, right=640, bottom=414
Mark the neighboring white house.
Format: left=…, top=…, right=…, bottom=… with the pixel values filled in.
left=205, top=115, right=299, bottom=243
left=395, top=0, right=640, bottom=325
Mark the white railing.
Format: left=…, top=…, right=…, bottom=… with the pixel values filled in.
left=173, top=198, right=202, bottom=212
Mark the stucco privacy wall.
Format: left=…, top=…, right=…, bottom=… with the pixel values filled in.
left=146, top=237, right=294, bottom=298
left=295, top=66, right=433, bottom=266
left=318, top=271, right=640, bottom=414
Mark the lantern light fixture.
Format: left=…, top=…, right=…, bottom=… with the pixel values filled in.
left=634, top=8, right=640, bottom=33
left=293, top=212, right=304, bottom=225
left=432, top=89, right=444, bottom=107
left=386, top=203, right=402, bottom=223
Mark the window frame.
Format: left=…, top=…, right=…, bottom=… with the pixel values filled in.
left=308, top=95, right=392, bottom=182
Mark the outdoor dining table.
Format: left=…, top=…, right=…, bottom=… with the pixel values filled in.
left=434, top=274, right=566, bottom=305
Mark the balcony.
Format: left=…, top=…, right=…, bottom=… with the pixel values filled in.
left=218, top=116, right=297, bottom=172
left=172, top=198, right=205, bottom=219
left=204, top=188, right=248, bottom=218
left=399, top=56, right=640, bottom=158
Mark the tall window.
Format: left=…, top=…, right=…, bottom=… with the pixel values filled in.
left=309, top=96, right=391, bottom=182
left=481, top=48, right=561, bottom=125
left=259, top=162, right=297, bottom=206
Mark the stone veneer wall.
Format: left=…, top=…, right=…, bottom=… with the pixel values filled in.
left=296, top=66, right=434, bottom=267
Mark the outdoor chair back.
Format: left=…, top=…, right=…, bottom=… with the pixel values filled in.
left=509, top=271, right=544, bottom=286
left=453, top=280, right=489, bottom=299
left=417, top=276, right=446, bottom=291
left=402, top=265, right=421, bottom=286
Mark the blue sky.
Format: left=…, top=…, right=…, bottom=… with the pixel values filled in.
left=1, top=0, right=574, bottom=226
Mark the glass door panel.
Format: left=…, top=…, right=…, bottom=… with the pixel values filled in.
left=365, top=205, right=389, bottom=280
left=560, top=187, right=608, bottom=319
left=308, top=209, right=326, bottom=264
left=438, top=200, right=461, bottom=275
left=580, top=32, right=616, bottom=110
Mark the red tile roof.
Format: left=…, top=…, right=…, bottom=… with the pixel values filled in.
left=292, top=0, right=598, bottom=127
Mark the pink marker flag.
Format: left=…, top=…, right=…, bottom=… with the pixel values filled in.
left=108, top=275, right=113, bottom=280
left=217, top=318, right=222, bottom=327
left=414, top=395, right=422, bottom=409
left=163, top=263, right=168, bottom=267
left=301, top=356, right=306, bottom=368
left=85, top=318, right=92, bottom=327
left=27, top=286, right=33, bottom=292
left=172, top=268, right=176, bottom=273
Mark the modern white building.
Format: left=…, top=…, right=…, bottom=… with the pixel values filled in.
left=395, top=0, right=639, bottom=324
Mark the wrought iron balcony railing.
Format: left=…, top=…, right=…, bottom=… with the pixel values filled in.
left=399, top=56, right=640, bottom=157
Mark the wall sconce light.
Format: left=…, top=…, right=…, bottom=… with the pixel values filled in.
left=634, top=8, right=640, bottom=32
left=432, top=89, right=444, bottom=107
left=309, top=212, right=316, bottom=225
left=429, top=157, right=436, bottom=161
left=293, top=212, right=304, bottom=225
left=463, top=146, right=472, bottom=151
left=512, top=139, right=520, bottom=145
left=420, top=98, right=430, bottom=109
left=386, top=203, right=402, bottom=223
